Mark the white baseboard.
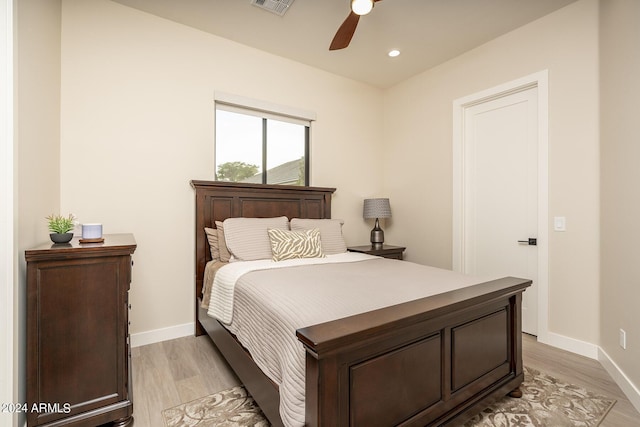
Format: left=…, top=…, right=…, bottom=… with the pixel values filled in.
left=130, top=322, right=194, bottom=348
left=539, top=332, right=640, bottom=413
left=539, top=331, right=600, bottom=359
left=598, top=347, right=640, bottom=414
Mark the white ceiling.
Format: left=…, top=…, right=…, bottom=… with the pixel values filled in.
left=111, top=0, right=578, bottom=88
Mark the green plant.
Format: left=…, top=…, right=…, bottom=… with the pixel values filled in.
left=46, top=214, right=76, bottom=234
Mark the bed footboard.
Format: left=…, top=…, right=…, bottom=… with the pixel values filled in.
left=296, top=276, right=530, bottom=427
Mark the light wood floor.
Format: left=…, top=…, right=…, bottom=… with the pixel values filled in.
left=130, top=333, right=640, bottom=427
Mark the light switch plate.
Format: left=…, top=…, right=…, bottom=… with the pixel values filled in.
left=620, top=329, right=627, bottom=350
left=554, top=216, right=566, bottom=231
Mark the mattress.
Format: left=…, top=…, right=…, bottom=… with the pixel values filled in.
left=207, top=253, right=497, bottom=427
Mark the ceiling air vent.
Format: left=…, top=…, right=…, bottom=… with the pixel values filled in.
left=250, top=0, right=294, bottom=16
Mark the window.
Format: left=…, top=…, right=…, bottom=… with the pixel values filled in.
left=215, top=102, right=310, bottom=186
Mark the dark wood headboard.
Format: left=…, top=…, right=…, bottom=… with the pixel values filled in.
left=190, top=180, right=336, bottom=318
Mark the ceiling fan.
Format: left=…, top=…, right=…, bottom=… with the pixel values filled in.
left=330, top=0, right=382, bottom=51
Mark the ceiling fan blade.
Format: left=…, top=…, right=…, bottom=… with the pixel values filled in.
left=329, top=11, right=360, bottom=51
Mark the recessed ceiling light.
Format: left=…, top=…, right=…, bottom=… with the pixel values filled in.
left=388, top=49, right=400, bottom=58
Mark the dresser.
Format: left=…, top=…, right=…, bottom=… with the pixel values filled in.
left=25, top=234, right=136, bottom=427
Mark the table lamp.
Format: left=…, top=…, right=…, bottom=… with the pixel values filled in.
left=363, top=198, right=391, bottom=247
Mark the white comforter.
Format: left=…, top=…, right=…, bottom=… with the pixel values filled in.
left=207, top=254, right=495, bottom=427
left=208, top=252, right=375, bottom=324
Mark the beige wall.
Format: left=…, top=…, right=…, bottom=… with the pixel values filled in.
left=600, top=0, right=640, bottom=393
left=383, top=0, right=600, bottom=344
left=15, top=0, right=62, bottom=423
left=59, top=0, right=384, bottom=336
left=17, top=1, right=61, bottom=239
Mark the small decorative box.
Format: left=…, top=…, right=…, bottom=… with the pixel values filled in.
left=80, top=223, right=104, bottom=243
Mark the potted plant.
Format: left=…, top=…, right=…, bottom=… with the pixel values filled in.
left=46, top=214, right=76, bottom=243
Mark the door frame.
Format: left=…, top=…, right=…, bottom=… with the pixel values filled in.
left=1, top=0, right=15, bottom=425
left=452, top=70, right=549, bottom=343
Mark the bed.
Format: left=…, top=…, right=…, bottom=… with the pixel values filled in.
left=191, top=180, right=531, bottom=427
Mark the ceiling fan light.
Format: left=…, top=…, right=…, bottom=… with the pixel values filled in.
left=351, top=0, right=373, bottom=16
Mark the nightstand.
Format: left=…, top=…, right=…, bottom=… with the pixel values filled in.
left=347, top=244, right=406, bottom=260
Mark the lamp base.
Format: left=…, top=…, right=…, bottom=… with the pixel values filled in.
left=370, top=218, right=384, bottom=246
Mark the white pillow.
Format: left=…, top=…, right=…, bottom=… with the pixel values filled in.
left=290, top=218, right=347, bottom=255
left=267, top=228, right=325, bottom=262
left=223, top=216, right=289, bottom=261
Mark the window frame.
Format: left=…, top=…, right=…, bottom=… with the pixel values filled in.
left=214, top=93, right=314, bottom=187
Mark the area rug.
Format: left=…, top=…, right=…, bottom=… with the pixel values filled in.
left=463, top=366, right=616, bottom=427
left=163, top=385, right=269, bottom=427
left=163, top=367, right=615, bottom=427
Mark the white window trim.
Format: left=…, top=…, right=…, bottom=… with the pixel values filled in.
left=214, top=91, right=316, bottom=124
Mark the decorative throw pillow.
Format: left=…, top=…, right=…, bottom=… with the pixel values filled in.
left=290, top=218, right=347, bottom=255
left=215, top=221, right=232, bottom=263
left=223, top=216, right=289, bottom=261
left=204, top=227, right=220, bottom=261
left=267, top=228, right=325, bottom=262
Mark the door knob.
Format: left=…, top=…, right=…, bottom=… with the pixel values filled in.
left=517, top=238, right=537, bottom=246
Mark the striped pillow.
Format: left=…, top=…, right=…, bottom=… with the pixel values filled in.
left=223, top=216, right=289, bottom=261
left=215, top=221, right=232, bottom=262
left=290, top=218, right=347, bottom=254
left=267, top=228, right=325, bottom=262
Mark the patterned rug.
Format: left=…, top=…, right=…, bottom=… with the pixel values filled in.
left=163, top=385, right=269, bottom=427
left=162, top=367, right=615, bottom=427
left=463, top=366, right=616, bottom=427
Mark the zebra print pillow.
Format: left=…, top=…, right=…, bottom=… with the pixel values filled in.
left=267, top=228, right=325, bottom=262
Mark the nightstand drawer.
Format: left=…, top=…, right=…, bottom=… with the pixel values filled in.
left=347, top=245, right=406, bottom=260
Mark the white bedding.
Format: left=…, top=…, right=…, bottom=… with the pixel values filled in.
left=207, top=252, right=376, bottom=324
left=207, top=254, right=497, bottom=427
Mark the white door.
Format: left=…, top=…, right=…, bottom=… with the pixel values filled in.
left=461, top=87, right=539, bottom=335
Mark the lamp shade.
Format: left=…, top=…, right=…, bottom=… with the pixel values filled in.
left=363, top=198, right=391, bottom=219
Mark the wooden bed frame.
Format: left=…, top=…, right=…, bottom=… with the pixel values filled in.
left=191, top=180, right=531, bottom=427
